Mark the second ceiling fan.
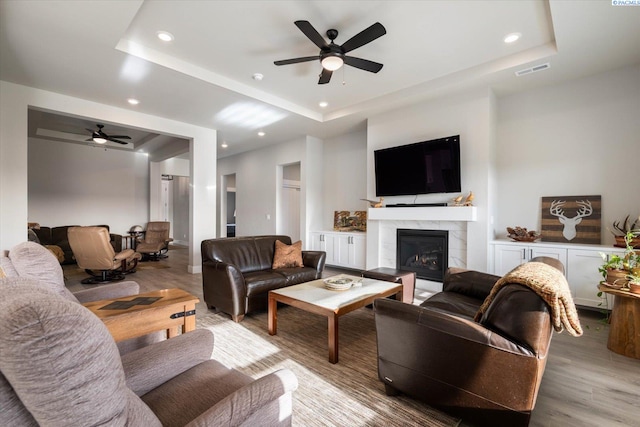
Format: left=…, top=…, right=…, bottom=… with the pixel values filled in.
left=274, top=20, right=386, bottom=84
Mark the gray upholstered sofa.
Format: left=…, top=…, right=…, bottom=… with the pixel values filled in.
left=201, top=235, right=326, bottom=322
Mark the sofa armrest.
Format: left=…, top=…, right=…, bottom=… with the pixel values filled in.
left=72, top=280, right=140, bottom=303
left=122, top=329, right=214, bottom=396
left=186, top=369, right=298, bottom=427
left=442, top=267, right=500, bottom=300
left=302, top=250, right=326, bottom=274
left=202, top=260, right=247, bottom=315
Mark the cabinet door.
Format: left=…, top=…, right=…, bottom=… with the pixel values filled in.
left=336, top=234, right=351, bottom=267
left=324, top=234, right=337, bottom=265
left=567, top=249, right=613, bottom=309
left=349, top=234, right=367, bottom=270
left=530, top=246, right=567, bottom=268
left=493, top=244, right=527, bottom=276
left=309, top=232, right=323, bottom=252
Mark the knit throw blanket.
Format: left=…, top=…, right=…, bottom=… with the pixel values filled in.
left=474, top=262, right=583, bottom=337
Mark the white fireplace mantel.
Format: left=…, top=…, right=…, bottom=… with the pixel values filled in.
left=368, top=206, right=477, bottom=222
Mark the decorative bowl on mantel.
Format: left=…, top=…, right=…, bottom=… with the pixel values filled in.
left=506, top=226, right=541, bottom=242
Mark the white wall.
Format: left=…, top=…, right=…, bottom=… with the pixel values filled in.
left=321, top=128, right=368, bottom=230
left=217, top=136, right=323, bottom=249
left=366, top=89, right=495, bottom=271
left=496, top=64, right=639, bottom=246
left=28, top=137, right=149, bottom=234
left=0, top=81, right=216, bottom=272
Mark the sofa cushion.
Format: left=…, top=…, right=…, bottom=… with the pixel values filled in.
left=244, top=271, right=290, bottom=296
left=272, top=240, right=304, bottom=269
left=275, top=267, right=319, bottom=286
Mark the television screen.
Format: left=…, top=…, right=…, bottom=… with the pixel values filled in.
left=374, top=135, right=461, bottom=196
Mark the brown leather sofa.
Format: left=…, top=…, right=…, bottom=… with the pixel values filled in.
left=201, top=235, right=326, bottom=322
left=374, top=257, right=564, bottom=427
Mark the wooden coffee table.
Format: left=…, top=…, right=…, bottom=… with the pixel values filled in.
left=268, top=275, right=403, bottom=363
left=83, top=288, right=199, bottom=342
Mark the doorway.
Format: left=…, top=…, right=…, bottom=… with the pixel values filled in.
left=278, top=163, right=301, bottom=242
left=222, top=173, right=236, bottom=237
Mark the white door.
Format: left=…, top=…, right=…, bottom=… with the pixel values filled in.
left=281, top=182, right=300, bottom=242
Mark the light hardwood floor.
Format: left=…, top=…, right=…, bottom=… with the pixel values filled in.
left=64, top=246, right=640, bottom=427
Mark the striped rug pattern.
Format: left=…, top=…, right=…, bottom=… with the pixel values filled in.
left=197, top=306, right=460, bottom=427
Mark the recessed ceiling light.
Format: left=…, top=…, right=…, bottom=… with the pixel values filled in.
left=127, top=98, right=140, bottom=105
left=258, top=131, right=265, bottom=137
left=252, top=73, right=264, bottom=81
left=503, top=32, right=521, bottom=44
left=319, top=101, right=328, bottom=108
left=157, top=31, right=174, bottom=42
left=221, top=142, right=228, bottom=148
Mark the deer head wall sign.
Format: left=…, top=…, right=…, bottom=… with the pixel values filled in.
left=541, top=196, right=602, bottom=244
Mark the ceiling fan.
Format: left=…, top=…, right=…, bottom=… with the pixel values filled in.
left=86, top=124, right=131, bottom=145
left=274, top=20, right=386, bottom=84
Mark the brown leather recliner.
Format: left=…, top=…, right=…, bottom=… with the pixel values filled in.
left=374, top=257, right=565, bottom=427
left=137, top=221, right=173, bottom=261
left=68, top=226, right=141, bottom=284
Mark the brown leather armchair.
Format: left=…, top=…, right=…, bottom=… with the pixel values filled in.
left=137, top=221, right=173, bottom=260
left=374, top=257, right=565, bottom=427
left=68, top=226, right=141, bottom=284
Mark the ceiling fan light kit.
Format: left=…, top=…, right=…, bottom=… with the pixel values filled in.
left=274, top=20, right=386, bottom=84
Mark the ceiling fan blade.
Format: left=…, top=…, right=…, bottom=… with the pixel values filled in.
left=344, top=56, right=384, bottom=73
left=107, top=135, right=131, bottom=139
left=85, top=128, right=96, bottom=133
left=85, top=138, right=93, bottom=142
left=295, top=20, right=329, bottom=49
left=341, top=22, right=386, bottom=53
left=274, top=56, right=319, bottom=66
left=108, top=137, right=129, bottom=145
left=318, top=68, right=332, bottom=85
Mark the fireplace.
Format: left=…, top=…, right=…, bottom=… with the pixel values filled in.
left=396, top=229, right=448, bottom=282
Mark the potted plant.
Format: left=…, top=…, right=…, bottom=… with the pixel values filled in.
left=599, top=252, right=628, bottom=288
left=609, top=214, right=640, bottom=248
left=628, top=272, right=640, bottom=294
left=599, top=230, right=640, bottom=288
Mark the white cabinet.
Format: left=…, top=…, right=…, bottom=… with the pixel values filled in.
left=491, top=241, right=625, bottom=309
left=493, top=243, right=567, bottom=276
left=310, top=231, right=366, bottom=270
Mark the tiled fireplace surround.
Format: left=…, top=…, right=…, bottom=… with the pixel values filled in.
left=366, top=206, right=478, bottom=292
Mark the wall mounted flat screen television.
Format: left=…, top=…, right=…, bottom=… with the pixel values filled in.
left=374, top=135, right=461, bottom=196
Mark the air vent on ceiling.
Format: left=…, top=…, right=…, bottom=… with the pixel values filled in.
left=515, top=63, right=550, bottom=77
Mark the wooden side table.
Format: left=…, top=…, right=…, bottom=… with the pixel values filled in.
left=83, top=288, right=199, bottom=341
left=597, top=284, right=640, bottom=359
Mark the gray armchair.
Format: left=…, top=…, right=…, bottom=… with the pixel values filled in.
left=1, top=241, right=161, bottom=354
left=0, top=281, right=298, bottom=426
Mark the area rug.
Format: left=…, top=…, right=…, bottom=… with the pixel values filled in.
left=197, top=306, right=460, bottom=427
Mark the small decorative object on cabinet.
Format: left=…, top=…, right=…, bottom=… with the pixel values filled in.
left=609, top=214, right=640, bottom=248
left=541, top=195, right=601, bottom=244
left=360, top=197, right=384, bottom=208
left=506, top=226, right=541, bottom=242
